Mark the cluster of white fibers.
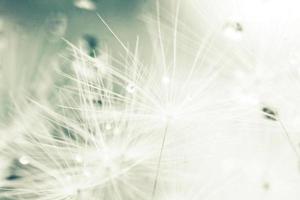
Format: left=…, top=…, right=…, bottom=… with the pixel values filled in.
left=0, top=15, right=70, bottom=190
left=183, top=0, right=300, bottom=199
left=3, top=0, right=300, bottom=200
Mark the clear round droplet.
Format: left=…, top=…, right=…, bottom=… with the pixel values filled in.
left=126, top=83, right=136, bottom=93
left=74, top=0, right=97, bottom=10
left=79, top=34, right=99, bottom=57
left=19, top=156, right=30, bottom=165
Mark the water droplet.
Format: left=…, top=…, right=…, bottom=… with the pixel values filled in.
left=126, top=83, right=136, bottom=93
left=79, top=34, right=99, bottom=57
left=6, top=174, right=21, bottom=180
left=93, top=99, right=102, bottom=106
left=262, top=107, right=277, bottom=121
left=19, top=156, right=30, bottom=165
left=223, top=21, right=243, bottom=40
left=74, top=0, right=97, bottom=10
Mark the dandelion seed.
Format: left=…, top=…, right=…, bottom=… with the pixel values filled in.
left=1, top=2, right=274, bottom=200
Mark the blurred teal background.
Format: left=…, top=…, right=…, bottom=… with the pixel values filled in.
left=0, top=0, right=151, bottom=123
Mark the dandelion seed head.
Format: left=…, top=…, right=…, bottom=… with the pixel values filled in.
left=4, top=2, right=291, bottom=199
left=80, top=34, right=99, bottom=57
